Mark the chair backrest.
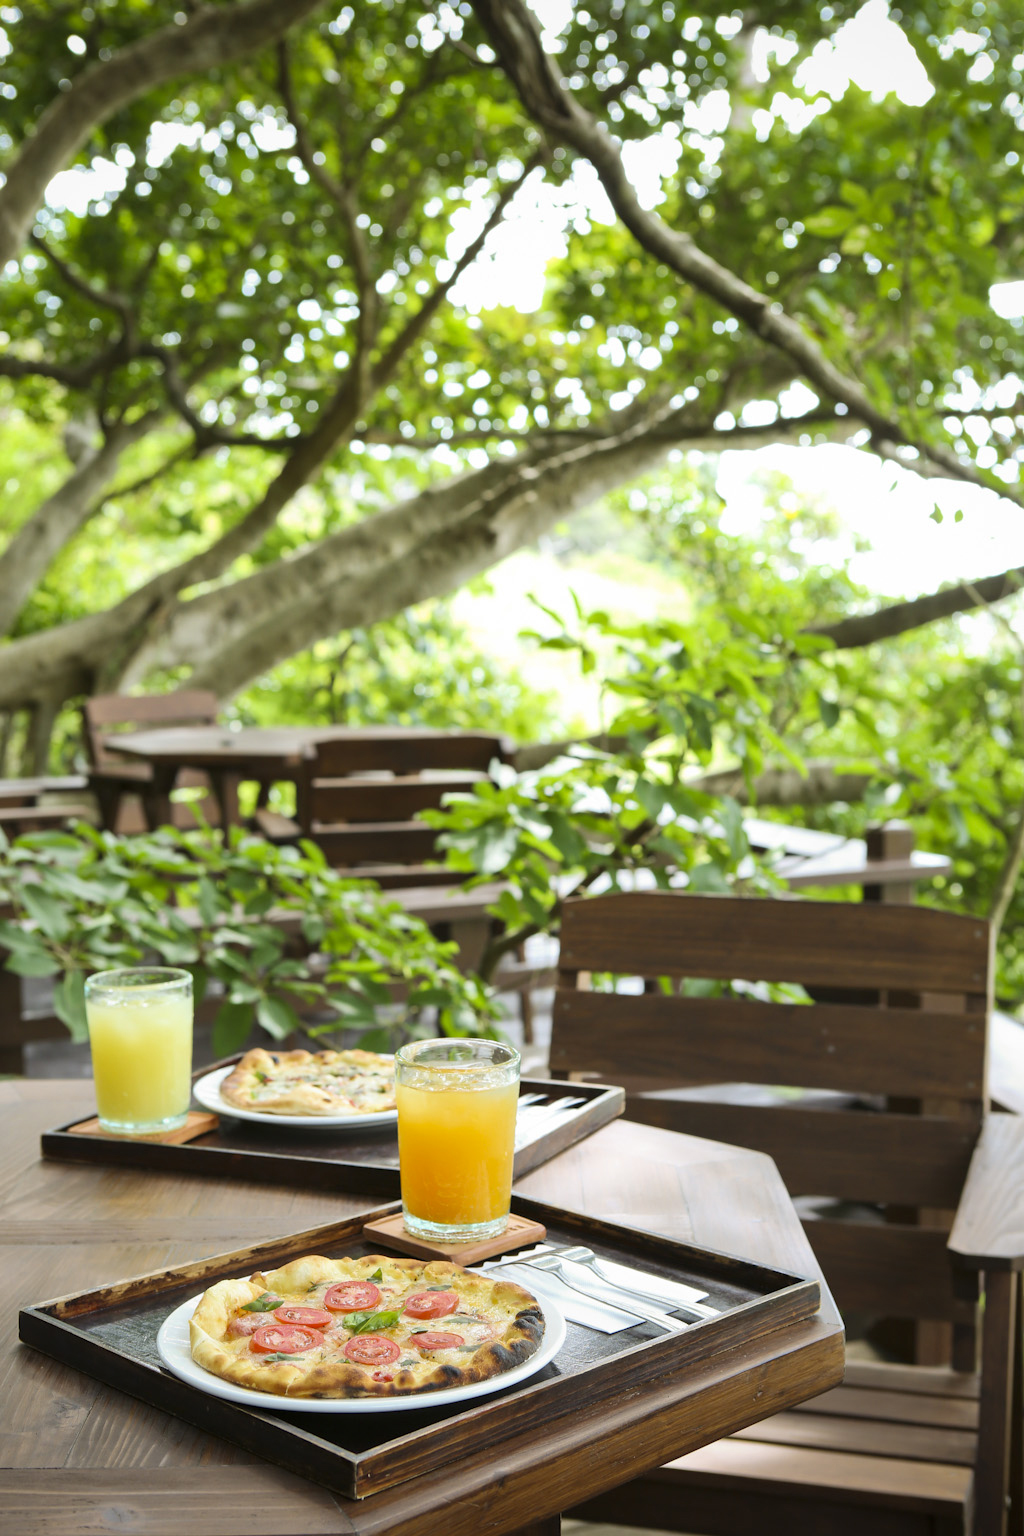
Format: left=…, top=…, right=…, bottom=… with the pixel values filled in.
left=83, top=690, right=220, bottom=771
left=552, top=891, right=991, bottom=1356
left=296, top=729, right=512, bottom=872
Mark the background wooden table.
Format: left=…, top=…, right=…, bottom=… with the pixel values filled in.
left=0, top=1079, right=844, bottom=1536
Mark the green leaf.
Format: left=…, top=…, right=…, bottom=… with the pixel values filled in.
left=241, top=1291, right=281, bottom=1313
left=54, top=970, right=88, bottom=1042
left=4, top=945, right=60, bottom=977
left=345, top=1309, right=401, bottom=1334
left=212, top=1000, right=254, bottom=1057
left=20, top=885, right=71, bottom=942
left=197, top=877, right=220, bottom=926
left=818, top=695, right=840, bottom=729
left=257, top=995, right=301, bottom=1040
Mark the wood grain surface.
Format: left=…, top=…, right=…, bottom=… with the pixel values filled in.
left=948, top=1113, right=1024, bottom=1270
left=2, top=1078, right=843, bottom=1536
left=557, top=890, right=990, bottom=995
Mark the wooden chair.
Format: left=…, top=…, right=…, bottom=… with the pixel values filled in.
left=551, top=890, right=1023, bottom=1536
left=257, top=728, right=511, bottom=885
left=256, top=729, right=548, bottom=1025
left=82, top=690, right=220, bottom=834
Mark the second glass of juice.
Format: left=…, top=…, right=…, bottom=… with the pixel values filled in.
left=395, top=1038, right=520, bottom=1242
left=84, top=967, right=194, bottom=1135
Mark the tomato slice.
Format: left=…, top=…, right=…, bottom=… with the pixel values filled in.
left=411, top=1331, right=464, bottom=1351
left=343, top=1334, right=401, bottom=1365
left=250, top=1323, right=320, bottom=1355
left=403, top=1290, right=459, bottom=1319
left=273, top=1305, right=331, bottom=1328
left=226, top=1312, right=268, bottom=1338
left=324, top=1281, right=381, bottom=1312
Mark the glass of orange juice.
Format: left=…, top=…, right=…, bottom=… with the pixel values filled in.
left=84, top=967, right=194, bottom=1135
left=395, top=1038, right=520, bottom=1242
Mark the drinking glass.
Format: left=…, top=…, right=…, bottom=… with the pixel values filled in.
left=84, top=967, right=194, bottom=1135
left=395, top=1037, right=520, bottom=1242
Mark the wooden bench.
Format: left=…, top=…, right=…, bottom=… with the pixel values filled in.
left=553, top=891, right=1022, bottom=1536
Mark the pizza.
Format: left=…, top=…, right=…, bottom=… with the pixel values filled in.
left=218, top=1047, right=395, bottom=1117
left=188, top=1253, right=545, bottom=1398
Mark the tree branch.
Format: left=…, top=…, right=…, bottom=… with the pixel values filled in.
left=811, top=566, right=1024, bottom=649
left=468, top=0, right=1016, bottom=505
left=0, top=0, right=329, bottom=268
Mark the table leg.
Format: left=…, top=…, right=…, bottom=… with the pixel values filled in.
left=140, top=765, right=179, bottom=830
left=211, top=770, right=242, bottom=828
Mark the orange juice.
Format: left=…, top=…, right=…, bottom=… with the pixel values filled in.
left=397, top=1070, right=519, bottom=1227
left=85, top=969, right=193, bottom=1133
left=395, top=1038, right=521, bottom=1240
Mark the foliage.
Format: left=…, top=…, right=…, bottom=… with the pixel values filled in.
left=0, top=823, right=497, bottom=1053
left=428, top=584, right=826, bottom=974
left=1, top=1, right=1022, bottom=750
left=233, top=600, right=561, bottom=743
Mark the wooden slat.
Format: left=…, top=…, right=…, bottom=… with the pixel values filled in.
left=309, top=821, right=440, bottom=866
left=790, top=1384, right=978, bottom=1430
left=620, top=1096, right=978, bottom=1206
left=551, top=990, right=986, bottom=1101
left=575, top=1436, right=974, bottom=1516
left=0, top=806, right=92, bottom=829
left=804, top=1220, right=978, bottom=1323
left=558, top=891, right=990, bottom=996
left=310, top=731, right=509, bottom=777
left=843, top=1359, right=979, bottom=1398
left=731, top=1409, right=976, bottom=1465
left=310, top=774, right=482, bottom=824
left=84, top=690, right=219, bottom=771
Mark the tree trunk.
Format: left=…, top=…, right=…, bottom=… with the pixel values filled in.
left=0, top=416, right=162, bottom=636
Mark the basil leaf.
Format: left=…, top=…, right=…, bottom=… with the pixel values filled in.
left=346, top=1309, right=401, bottom=1335
left=367, top=1268, right=383, bottom=1282
left=258, top=1352, right=302, bottom=1363
left=241, top=1292, right=280, bottom=1313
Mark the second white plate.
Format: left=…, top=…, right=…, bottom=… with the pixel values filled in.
left=192, top=1064, right=398, bottom=1131
left=156, top=1290, right=565, bottom=1413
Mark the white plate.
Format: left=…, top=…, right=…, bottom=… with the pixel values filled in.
left=192, top=1064, right=398, bottom=1130
left=156, top=1288, right=566, bottom=1414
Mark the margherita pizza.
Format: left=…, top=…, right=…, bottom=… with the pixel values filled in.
left=219, top=1047, right=395, bottom=1117
left=188, top=1254, right=544, bottom=1398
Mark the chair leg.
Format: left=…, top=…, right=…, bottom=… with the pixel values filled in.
left=975, top=1268, right=1018, bottom=1536
left=1010, top=1273, right=1024, bottom=1536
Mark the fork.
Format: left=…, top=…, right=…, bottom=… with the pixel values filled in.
left=521, top=1254, right=689, bottom=1334
left=549, top=1245, right=720, bottom=1321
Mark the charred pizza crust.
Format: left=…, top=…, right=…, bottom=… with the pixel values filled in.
left=219, top=1047, right=395, bottom=1116
left=189, top=1254, right=545, bottom=1399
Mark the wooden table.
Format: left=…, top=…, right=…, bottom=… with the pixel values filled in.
left=1, top=1079, right=845, bottom=1536
left=105, top=726, right=489, bottom=829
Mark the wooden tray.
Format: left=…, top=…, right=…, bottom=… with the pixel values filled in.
left=40, top=1073, right=623, bottom=1195
left=18, top=1196, right=820, bottom=1500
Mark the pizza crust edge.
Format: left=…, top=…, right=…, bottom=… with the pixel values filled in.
left=188, top=1254, right=545, bottom=1400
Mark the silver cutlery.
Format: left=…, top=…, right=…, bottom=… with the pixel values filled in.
left=547, top=1245, right=720, bottom=1320
left=518, top=1254, right=688, bottom=1334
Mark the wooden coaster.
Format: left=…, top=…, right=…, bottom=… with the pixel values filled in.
left=360, top=1211, right=547, bottom=1265
left=66, top=1111, right=219, bottom=1145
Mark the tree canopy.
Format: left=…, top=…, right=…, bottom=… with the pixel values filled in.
left=1, top=0, right=1021, bottom=750
left=4, top=1, right=1024, bottom=989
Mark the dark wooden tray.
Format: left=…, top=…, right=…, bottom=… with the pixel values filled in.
left=19, top=1196, right=820, bottom=1500
left=40, top=1073, right=623, bottom=1194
